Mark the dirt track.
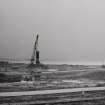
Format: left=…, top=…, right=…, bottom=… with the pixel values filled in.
left=0, top=86, right=105, bottom=97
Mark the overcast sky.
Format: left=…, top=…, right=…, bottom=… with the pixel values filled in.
left=0, top=0, right=105, bottom=64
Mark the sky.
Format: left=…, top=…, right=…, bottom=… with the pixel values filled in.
left=0, top=0, right=105, bottom=64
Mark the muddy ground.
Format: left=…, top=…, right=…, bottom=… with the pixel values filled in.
left=0, top=63, right=105, bottom=105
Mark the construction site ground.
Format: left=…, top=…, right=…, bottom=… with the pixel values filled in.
left=0, top=64, right=105, bottom=104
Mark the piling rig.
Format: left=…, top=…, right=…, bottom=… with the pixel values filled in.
left=31, top=34, right=40, bottom=65
left=28, top=33, right=48, bottom=69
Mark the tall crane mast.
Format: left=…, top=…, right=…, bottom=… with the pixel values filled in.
left=31, top=34, right=40, bottom=65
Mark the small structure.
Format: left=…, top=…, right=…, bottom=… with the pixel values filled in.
left=0, top=61, right=9, bottom=71
left=30, top=68, right=42, bottom=81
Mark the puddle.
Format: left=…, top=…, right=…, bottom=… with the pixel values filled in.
left=48, top=69, right=58, bottom=72
left=62, top=80, right=83, bottom=84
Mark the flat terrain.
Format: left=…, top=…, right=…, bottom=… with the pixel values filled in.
left=0, top=89, right=105, bottom=105
left=0, top=63, right=105, bottom=104
left=0, top=64, right=105, bottom=92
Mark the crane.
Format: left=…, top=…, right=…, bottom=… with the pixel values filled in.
left=31, top=34, right=40, bottom=65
